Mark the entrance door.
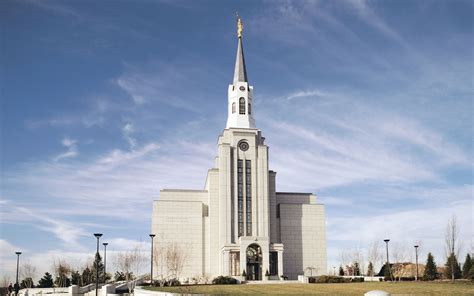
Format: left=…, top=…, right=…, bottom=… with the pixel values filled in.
left=246, top=244, right=262, bottom=280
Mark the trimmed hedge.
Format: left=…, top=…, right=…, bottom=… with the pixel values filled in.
left=315, top=276, right=350, bottom=283
left=212, top=276, right=238, bottom=285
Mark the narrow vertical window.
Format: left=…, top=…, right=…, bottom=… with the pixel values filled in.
left=248, top=103, right=251, bottom=115
left=245, top=160, right=252, bottom=236
left=238, top=160, right=244, bottom=237
left=232, top=102, right=236, bottom=114
left=270, top=252, right=278, bottom=276
left=239, top=97, right=245, bottom=114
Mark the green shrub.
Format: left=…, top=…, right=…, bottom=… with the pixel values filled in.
left=165, top=278, right=181, bottom=286
left=212, top=276, right=238, bottom=285
left=350, top=277, right=364, bottom=282
left=315, top=275, right=349, bottom=283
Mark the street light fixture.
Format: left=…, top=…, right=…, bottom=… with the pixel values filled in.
left=414, top=245, right=419, bottom=281
left=93, top=233, right=103, bottom=296
left=15, top=252, right=22, bottom=296
left=384, top=239, right=392, bottom=281
left=103, top=243, right=108, bottom=283
left=149, top=234, right=156, bottom=286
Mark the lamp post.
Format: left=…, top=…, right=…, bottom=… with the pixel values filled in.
left=103, top=243, right=108, bottom=283
left=15, top=252, right=21, bottom=296
left=93, top=233, right=103, bottom=296
left=414, top=245, right=419, bottom=281
left=149, top=234, right=155, bottom=286
left=384, top=239, right=392, bottom=281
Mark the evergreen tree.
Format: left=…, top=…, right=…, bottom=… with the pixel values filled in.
left=91, top=253, right=105, bottom=284
left=468, top=264, right=474, bottom=280
left=462, top=254, right=472, bottom=279
left=444, top=253, right=462, bottom=279
left=423, top=253, right=438, bottom=281
left=81, top=267, right=92, bottom=285
left=37, top=272, right=54, bottom=288
left=54, top=275, right=70, bottom=288
left=383, top=263, right=391, bottom=280
left=367, top=262, right=374, bottom=276
left=71, top=271, right=81, bottom=285
left=114, top=271, right=126, bottom=281
left=338, top=265, right=344, bottom=276
left=20, top=278, right=34, bottom=289
left=353, top=262, right=360, bottom=276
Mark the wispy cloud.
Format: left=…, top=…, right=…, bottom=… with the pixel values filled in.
left=54, top=137, right=78, bottom=162
left=122, top=123, right=137, bottom=149
left=0, top=200, right=88, bottom=247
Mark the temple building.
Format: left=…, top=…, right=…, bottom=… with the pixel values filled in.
left=151, top=18, right=326, bottom=281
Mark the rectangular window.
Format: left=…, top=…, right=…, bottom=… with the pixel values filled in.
left=245, top=160, right=252, bottom=236
left=238, top=160, right=244, bottom=237
left=269, top=252, right=278, bottom=276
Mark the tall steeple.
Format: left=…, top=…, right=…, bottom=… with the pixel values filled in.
left=233, top=32, right=248, bottom=83
left=226, top=16, right=256, bottom=129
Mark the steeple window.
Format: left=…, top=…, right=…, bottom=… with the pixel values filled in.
left=248, top=103, right=251, bottom=115
left=239, top=97, right=246, bottom=114
left=232, top=102, right=236, bottom=114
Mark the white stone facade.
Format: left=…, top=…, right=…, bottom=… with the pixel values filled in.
left=151, top=31, right=326, bottom=281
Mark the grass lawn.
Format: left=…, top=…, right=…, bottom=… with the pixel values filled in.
left=144, top=281, right=473, bottom=295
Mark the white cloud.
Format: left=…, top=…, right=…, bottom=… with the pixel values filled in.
left=54, top=137, right=78, bottom=162
left=122, top=123, right=137, bottom=149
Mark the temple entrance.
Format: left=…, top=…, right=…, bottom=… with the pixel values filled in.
left=246, top=244, right=262, bottom=280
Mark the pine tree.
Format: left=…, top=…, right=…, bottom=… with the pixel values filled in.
left=423, top=253, right=438, bottom=281
left=462, top=254, right=472, bottom=279
left=38, top=272, right=54, bottom=288
left=383, top=262, right=391, bottom=280
left=338, top=265, right=344, bottom=276
left=444, top=253, right=462, bottom=279
left=20, top=278, right=34, bottom=289
left=468, top=264, right=474, bottom=280
left=353, top=262, right=360, bottom=276
left=114, top=271, right=126, bottom=281
left=91, top=253, right=105, bottom=284
left=71, top=271, right=81, bottom=285
left=367, top=262, right=374, bottom=276
left=82, top=267, right=92, bottom=285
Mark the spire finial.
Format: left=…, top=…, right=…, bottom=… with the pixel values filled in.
left=236, top=14, right=243, bottom=38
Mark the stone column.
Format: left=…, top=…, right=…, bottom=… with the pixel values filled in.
left=278, top=250, right=284, bottom=279
left=223, top=250, right=230, bottom=276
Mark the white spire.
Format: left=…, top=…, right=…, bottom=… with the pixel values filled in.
left=226, top=16, right=256, bottom=129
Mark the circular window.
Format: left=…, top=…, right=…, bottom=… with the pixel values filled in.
left=238, top=141, right=249, bottom=151
left=239, top=86, right=246, bottom=91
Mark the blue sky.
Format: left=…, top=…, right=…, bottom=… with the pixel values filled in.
left=1, top=0, right=472, bottom=278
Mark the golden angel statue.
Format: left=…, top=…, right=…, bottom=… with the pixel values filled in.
left=237, top=16, right=244, bottom=38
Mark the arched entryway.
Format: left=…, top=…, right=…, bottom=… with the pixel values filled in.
left=246, top=244, right=262, bottom=280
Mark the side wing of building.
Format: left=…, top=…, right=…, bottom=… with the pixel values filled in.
left=151, top=189, right=209, bottom=280
left=275, top=192, right=327, bottom=280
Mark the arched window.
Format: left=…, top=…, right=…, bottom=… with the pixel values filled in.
left=239, top=97, right=245, bottom=114
left=248, top=103, right=251, bottom=115
left=232, top=102, right=236, bottom=114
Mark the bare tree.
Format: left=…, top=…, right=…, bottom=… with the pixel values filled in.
left=367, top=240, right=383, bottom=275
left=20, top=263, right=37, bottom=288
left=115, top=245, right=145, bottom=293
left=153, top=244, right=167, bottom=286
left=445, top=214, right=462, bottom=281
left=53, top=259, right=71, bottom=287
left=1, top=275, right=11, bottom=289
left=165, top=242, right=187, bottom=280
